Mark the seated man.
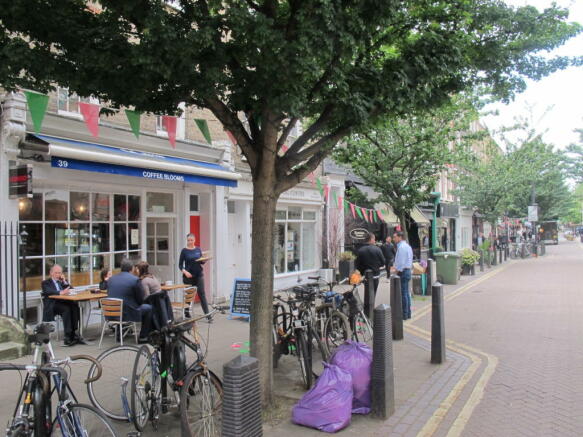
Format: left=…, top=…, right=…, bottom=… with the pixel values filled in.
left=41, top=265, right=84, bottom=346
left=107, top=259, right=153, bottom=342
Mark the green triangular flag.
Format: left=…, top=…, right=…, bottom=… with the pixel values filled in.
left=316, top=178, right=323, bottom=195
left=195, top=119, right=212, bottom=144
left=344, top=200, right=350, bottom=212
left=24, top=91, right=49, bottom=133
left=125, top=109, right=141, bottom=139
left=356, top=207, right=364, bottom=219
left=332, top=190, right=338, bottom=206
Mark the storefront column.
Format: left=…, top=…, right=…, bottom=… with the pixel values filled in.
left=213, top=186, right=230, bottom=301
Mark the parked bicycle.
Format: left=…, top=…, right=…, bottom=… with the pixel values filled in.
left=1, top=323, right=116, bottom=437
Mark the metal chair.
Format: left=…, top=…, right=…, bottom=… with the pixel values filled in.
left=39, top=299, right=62, bottom=341
left=171, top=286, right=197, bottom=318
left=98, top=298, right=138, bottom=348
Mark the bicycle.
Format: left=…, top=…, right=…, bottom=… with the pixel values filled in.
left=1, top=323, right=117, bottom=437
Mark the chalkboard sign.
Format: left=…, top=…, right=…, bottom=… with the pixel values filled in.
left=229, top=278, right=252, bottom=319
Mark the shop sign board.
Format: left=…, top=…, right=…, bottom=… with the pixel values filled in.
left=9, top=164, right=33, bottom=199
left=349, top=228, right=370, bottom=241
left=229, top=278, right=252, bottom=319
left=528, top=205, right=539, bottom=222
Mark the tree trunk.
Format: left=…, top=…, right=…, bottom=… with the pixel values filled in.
left=398, top=214, right=409, bottom=241
left=249, top=156, right=279, bottom=406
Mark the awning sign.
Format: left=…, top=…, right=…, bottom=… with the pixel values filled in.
left=51, top=157, right=237, bottom=188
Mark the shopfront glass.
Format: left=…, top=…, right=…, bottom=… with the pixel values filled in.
left=19, top=190, right=141, bottom=291
left=273, top=206, right=318, bottom=274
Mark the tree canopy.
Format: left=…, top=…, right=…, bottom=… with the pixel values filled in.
left=334, top=95, right=481, bottom=232
left=1, top=0, right=580, bottom=402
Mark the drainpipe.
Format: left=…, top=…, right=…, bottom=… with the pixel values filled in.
left=430, top=192, right=441, bottom=256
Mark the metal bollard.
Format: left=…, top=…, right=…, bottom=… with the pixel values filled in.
left=431, top=283, right=446, bottom=364
left=371, top=304, right=395, bottom=419
left=222, top=355, right=263, bottom=437
left=541, top=243, right=546, bottom=255
left=479, top=249, right=484, bottom=272
left=504, top=246, right=508, bottom=261
left=364, top=269, right=375, bottom=322
left=426, top=259, right=436, bottom=293
left=492, top=249, right=497, bottom=266
left=499, top=248, right=503, bottom=264
left=389, top=275, right=403, bottom=340
left=521, top=243, right=527, bottom=259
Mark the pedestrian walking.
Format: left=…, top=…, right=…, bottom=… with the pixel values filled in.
left=381, top=236, right=396, bottom=281
left=391, top=231, right=413, bottom=320
left=356, top=233, right=386, bottom=312
left=178, top=233, right=212, bottom=321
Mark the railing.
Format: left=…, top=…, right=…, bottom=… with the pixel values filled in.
left=0, top=221, right=20, bottom=320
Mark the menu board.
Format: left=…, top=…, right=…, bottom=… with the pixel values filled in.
left=230, top=278, right=252, bottom=319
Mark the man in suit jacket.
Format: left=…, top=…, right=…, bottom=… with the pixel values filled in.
left=41, top=265, right=82, bottom=346
left=356, top=233, right=386, bottom=313
left=107, top=259, right=153, bottom=341
left=381, top=236, right=396, bottom=278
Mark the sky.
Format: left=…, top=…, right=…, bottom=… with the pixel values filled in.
left=481, top=0, right=583, bottom=150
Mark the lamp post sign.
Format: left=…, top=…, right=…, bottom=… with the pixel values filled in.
left=528, top=205, right=539, bottom=222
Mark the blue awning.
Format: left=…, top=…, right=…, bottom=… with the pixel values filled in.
left=41, top=134, right=239, bottom=187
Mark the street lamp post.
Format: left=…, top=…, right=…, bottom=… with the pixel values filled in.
left=19, top=226, right=28, bottom=329
left=430, top=192, right=441, bottom=257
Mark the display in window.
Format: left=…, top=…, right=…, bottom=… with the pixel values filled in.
left=70, top=192, right=90, bottom=221
left=45, top=190, right=68, bottom=221
left=91, top=193, right=110, bottom=221
left=45, top=223, right=68, bottom=255
left=114, top=194, right=127, bottom=221
left=19, top=193, right=42, bottom=221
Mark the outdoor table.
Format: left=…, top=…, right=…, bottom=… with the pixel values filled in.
left=49, top=289, right=107, bottom=337
left=161, top=283, right=187, bottom=303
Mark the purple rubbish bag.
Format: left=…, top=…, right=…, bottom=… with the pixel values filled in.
left=292, top=362, right=353, bottom=433
left=330, top=340, right=373, bottom=414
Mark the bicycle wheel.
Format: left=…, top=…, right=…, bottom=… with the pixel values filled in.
left=33, top=381, right=49, bottom=437
left=352, top=311, right=373, bottom=344
left=87, top=345, right=140, bottom=421
left=52, top=403, right=117, bottom=437
left=180, top=370, right=223, bottom=437
left=131, top=345, right=159, bottom=432
left=323, top=311, right=351, bottom=357
left=296, top=330, right=313, bottom=390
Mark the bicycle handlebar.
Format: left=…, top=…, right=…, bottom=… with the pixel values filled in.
left=68, top=355, right=102, bottom=383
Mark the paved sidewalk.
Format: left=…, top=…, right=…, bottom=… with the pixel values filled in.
left=0, top=256, right=513, bottom=436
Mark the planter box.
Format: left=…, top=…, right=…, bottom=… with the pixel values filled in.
left=338, top=260, right=355, bottom=281
left=461, top=264, right=472, bottom=275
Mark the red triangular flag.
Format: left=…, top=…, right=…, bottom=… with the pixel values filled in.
left=79, top=102, right=100, bottom=137
left=308, top=172, right=316, bottom=187
left=225, top=130, right=238, bottom=145
left=281, top=144, right=289, bottom=154
left=377, top=210, right=384, bottom=222
left=362, top=208, right=369, bottom=222
left=350, top=203, right=356, bottom=219
left=370, top=210, right=374, bottom=222
left=163, top=116, right=177, bottom=148
left=324, top=184, right=330, bottom=202
left=338, top=196, right=343, bottom=209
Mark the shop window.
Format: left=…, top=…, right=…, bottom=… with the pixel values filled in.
left=91, top=193, right=110, bottom=221
left=45, top=190, right=68, bottom=221
left=92, top=223, right=110, bottom=253
left=91, top=254, right=110, bottom=284
left=20, top=258, right=43, bottom=292
left=45, top=223, right=68, bottom=255
left=128, top=223, right=141, bottom=250
left=146, top=192, right=174, bottom=213
left=69, top=223, right=90, bottom=254
left=19, top=193, right=43, bottom=221
left=114, top=194, right=128, bottom=221
left=19, top=223, right=42, bottom=256
left=128, top=195, right=141, bottom=221
left=227, top=201, right=236, bottom=214
left=189, top=195, right=199, bottom=212
left=70, top=192, right=90, bottom=221
left=273, top=206, right=318, bottom=274
left=70, top=256, right=91, bottom=287
left=114, top=223, right=127, bottom=251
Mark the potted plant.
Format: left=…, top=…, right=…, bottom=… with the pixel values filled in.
left=460, top=248, right=480, bottom=275
left=338, top=251, right=356, bottom=281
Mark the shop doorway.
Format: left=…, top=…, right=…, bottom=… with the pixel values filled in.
left=146, top=218, right=175, bottom=282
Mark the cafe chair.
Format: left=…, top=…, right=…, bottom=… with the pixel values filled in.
left=171, top=286, right=197, bottom=318
left=98, top=298, right=138, bottom=348
left=40, top=300, right=62, bottom=341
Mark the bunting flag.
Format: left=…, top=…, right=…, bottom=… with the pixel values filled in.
left=324, top=184, right=331, bottom=202
left=195, top=119, right=212, bottom=144
left=316, top=178, right=323, bottom=195
left=377, top=210, right=384, bottom=221
left=370, top=210, right=374, bottom=222
left=308, top=172, right=316, bottom=187
left=331, top=190, right=338, bottom=207
left=125, top=109, right=141, bottom=139
left=280, top=144, right=289, bottom=156
left=162, top=115, right=177, bottom=148
left=338, top=195, right=343, bottom=209
left=363, top=208, right=369, bottom=222
left=350, top=202, right=356, bottom=218
left=344, top=199, right=350, bottom=212
left=24, top=91, right=49, bottom=133
left=356, top=207, right=364, bottom=220
left=79, top=102, right=100, bottom=137
left=225, top=129, right=238, bottom=146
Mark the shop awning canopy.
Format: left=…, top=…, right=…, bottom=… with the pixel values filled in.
left=375, top=203, right=431, bottom=226
left=410, top=206, right=431, bottom=225
left=39, top=134, right=240, bottom=187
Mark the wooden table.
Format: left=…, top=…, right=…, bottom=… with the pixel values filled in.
left=161, top=284, right=188, bottom=303
left=49, top=290, right=107, bottom=336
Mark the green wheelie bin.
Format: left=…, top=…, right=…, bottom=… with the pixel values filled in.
left=434, top=251, right=461, bottom=285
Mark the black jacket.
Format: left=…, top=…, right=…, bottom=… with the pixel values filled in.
left=381, top=242, right=396, bottom=265
left=41, top=278, right=71, bottom=322
left=107, top=272, right=145, bottom=322
left=356, top=244, right=386, bottom=275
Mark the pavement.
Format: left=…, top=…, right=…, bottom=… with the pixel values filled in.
left=1, top=238, right=581, bottom=436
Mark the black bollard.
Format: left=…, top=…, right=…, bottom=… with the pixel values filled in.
left=371, top=304, right=395, bottom=419
left=479, top=249, right=484, bottom=272
left=504, top=246, right=507, bottom=261
left=499, top=248, right=503, bottom=264
left=222, top=355, right=263, bottom=437
left=521, top=243, right=527, bottom=259
left=364, top=269, right=375, bottom=322
left=431, top=283, right=446, bottom=364
left=389, top=275, right=403, bottom=340
left=492, top=248, right=497, bottom=266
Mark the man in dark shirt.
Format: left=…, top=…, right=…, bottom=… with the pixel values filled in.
left=41, top=264, right=82, bottom=346
left=381, top=236, right=396, bottom=279
left=356, top=233, right=386, bottom=312
left=107, top=259, right=153, bottom=342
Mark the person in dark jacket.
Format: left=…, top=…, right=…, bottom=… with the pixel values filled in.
left=99, top=268, right=111, bottom=291
left=107, top=259, right=152, bottom=342
left=381, top=236, right=396, bottom=278
left=41, top=264, right=82, bottom=346
left=178, top=233, right=211, bottom=320
left=356, top=233, right=386, bottom=312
